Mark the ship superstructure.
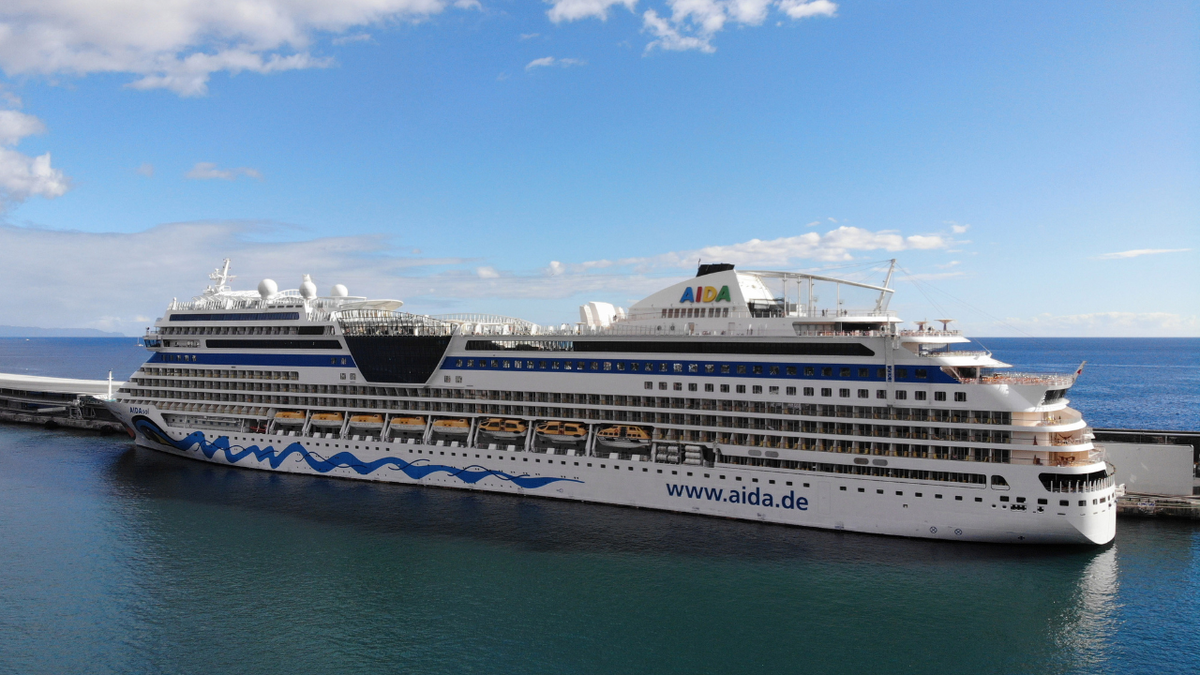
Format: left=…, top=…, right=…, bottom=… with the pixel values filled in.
left=111, top=259, right=1116, bottom=544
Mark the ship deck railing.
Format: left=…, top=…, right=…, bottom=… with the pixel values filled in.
left=963, top=373, right=1076, bottom=387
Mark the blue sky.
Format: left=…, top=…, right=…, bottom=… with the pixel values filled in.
left=0, top=0, right=1196, bottom=336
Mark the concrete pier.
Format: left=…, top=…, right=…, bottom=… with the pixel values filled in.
left=0, top=372, right=127, bottom=433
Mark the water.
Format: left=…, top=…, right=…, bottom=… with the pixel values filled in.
left=973, top=337, right=1200, bottom=431
left=0, top=338, right=1197, bottom=674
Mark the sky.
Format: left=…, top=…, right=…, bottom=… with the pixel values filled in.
left=0, top=0, right=1196, bottom=337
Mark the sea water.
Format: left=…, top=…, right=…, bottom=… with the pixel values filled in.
left=0, top=338, right=1197, bottom=675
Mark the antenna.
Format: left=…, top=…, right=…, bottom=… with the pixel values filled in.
left=207, top=258, right=235, bottom=294
left=874, top=259, right=896, bottom=313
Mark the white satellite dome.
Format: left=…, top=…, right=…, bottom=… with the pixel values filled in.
left=330, top=284, right=349, bottom=297
left=299, top=274, right=317, bottom=299
left=257, top=278, right=278, bottom=300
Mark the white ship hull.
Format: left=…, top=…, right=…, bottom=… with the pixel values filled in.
left=120, top=405, right=1116, bottom=545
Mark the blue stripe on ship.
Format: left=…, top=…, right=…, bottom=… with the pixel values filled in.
left=132, top=417, right=582, bottom=490
left=439, top=358, right=959, bottom=384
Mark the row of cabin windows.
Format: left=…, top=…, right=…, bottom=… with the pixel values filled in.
left=128, top=376, right=1009, bottom=424
left=455, top=358, right=928, bottom=381
left=660, top=307, right=731, bottom=319
left=156, top=325, right=331, bottom=336
left=641, top=380, right=965, bottom=402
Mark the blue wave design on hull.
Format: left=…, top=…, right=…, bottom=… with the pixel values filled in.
left=133, top=417, right=582, bottom=490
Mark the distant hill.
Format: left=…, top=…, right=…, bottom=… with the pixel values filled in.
left=0, top=326, right=128, bottom=338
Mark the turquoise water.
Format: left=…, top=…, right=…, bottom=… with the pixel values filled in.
left=0, top=338, right=1197, bottom=674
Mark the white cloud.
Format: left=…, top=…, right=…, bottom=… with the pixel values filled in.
left=0, top=221, right=958, bottom=336
left=778, top=0, right=836, bottom=19
left=997, top=312, right=1200, bottom=338
left=1095, top=248, right=1191, bottom=261
left=546, top=0, right=835, bottom=52
left=551, top=226, right=956, bottom=275
left=805, top=220, right=820, bottom=228
left=0, top=108, right=69, bottom=204
left=0, top=1, right=471, bottom=96
left=520, top=33, right=542, bottom=40
left=642, top=0, right=836, bottom=53
left=946, top=221, right=970, bottom=234
left=547, top=0, right=638, bottom=23
left=525, top=56, right=587, bottom=70
left=332, top=33, right=373, bottom=45
left=137, top=163, right=154, bottom=177
left=0, top=109, right=45, bottom=145
left=643, top=10, right=714, bottom=52
left=185, top=162, right=262, bottom=180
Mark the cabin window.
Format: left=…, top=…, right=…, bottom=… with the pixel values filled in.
left=705, top=364, right=715, bottom=373
left=895, top=390, right=907, bottom=400
left=753, top=365, right=763, bottom=375
left=659, top=382, right=668, bottom=390
left=705, top=384, right=714, bottom=392
left=803, top=387, right=814, bottom=396
left=689, top=364, right=698, bottom=373
left=752, top=385, right=763, bottom=394
left=736, top=385, right=746, bottom=394
left=955, top=392, right=967, bottom=402
left=916, top=369, right=928, bottom=379
left=896, top=368, right=907, bottom=379
left=915, top=391, right=927, bottom=401
left=721, top=365, right=731, bottom=374
left=840, top=368, right=851, bottom=377
left=674, top=363, right=683, bottom=373
left=787, top=366, right=797, bottom=376
left=876, top=390, right=886, bottom=399
left=858, top=389, right=869, bottom=399
left=839, top=388, right=850, bottom=398
left=645, top=382, right=653, bottom=389
left=822, top=367, right=832, bottom=377
left=786, top=387, right=796, bottom=395
left=859, top=368, right=869, bottom=377
left=674, top=383, right=683, bottom=391
left=821, top=388, right=832, bottom=397
left=737, top=365, right=747, bottom=374
left=720, top=384, right=730, bottom=393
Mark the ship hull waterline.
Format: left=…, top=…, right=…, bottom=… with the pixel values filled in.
left=125, top=410, right=1115, bottom=546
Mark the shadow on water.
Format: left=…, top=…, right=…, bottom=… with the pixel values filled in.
left=106, top=443, right=1104, bottom=567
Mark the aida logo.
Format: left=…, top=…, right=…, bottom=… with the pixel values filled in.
left=680, top=285, right=731, bottom=303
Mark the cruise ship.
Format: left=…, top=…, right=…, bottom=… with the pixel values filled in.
left=109, top=259, right=1117, bottom=544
